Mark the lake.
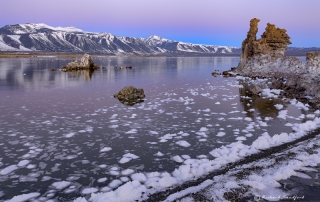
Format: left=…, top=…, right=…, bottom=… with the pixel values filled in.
left=0, top=56, right=319, bottom=201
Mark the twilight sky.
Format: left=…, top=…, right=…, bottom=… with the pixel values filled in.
left=1, top=0, right=319, bottom=47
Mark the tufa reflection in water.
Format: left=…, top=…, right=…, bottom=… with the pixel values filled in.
left=67, top=69, right=96, bottom=81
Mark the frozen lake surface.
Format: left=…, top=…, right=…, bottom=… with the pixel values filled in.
left=0, top=56, right=319, bottom=201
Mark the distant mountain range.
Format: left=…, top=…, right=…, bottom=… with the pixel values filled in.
left=0, top=23, right=318, bottom=56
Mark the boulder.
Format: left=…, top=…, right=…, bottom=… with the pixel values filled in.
left=114, top=86, right=145, bottom=105
left=61, top=54, right=99, bottom=71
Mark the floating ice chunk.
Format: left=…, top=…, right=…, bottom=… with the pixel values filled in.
left=17, top=160, right=30, bottom=167
left=122, top=169, right=135, bottom=175
left=121, top=177, right=130, bottom=182
left=203, top=108, right=211, bottom=112
left=199, top=139, right=207, bottom=142
left=51, top=181, right=71, bottom=190
left=82, top=187, right=98, bottom=194
left=274, top=104, right=283, bottom=110
left=306, top=114, right=315, bottom=119
left=108, top=179, right=123, bottom=188
left=244, top=117, right=252, bottom=121
left=196, top=132, right=208, bottom=137
left=176, top=140, right=191, bottom=147
left=125, top=129, right=137, bottom=134
left=100, top=147, right=112, bottom=152
left=155, top=152, right=164, bottom=157
left=295, top=101, right=309, bottom=110
left=199, top=127, right=208, bottom=132
left=109, top=125, right=118, bottom=128
left=66, top=132, right=75, bottom=138
left=216, top=132, right=226, bottom=137
left=150, top=131, right=159, bottom=135
left=119, top=153, right=139, bottom=164
left=172, top=155, right=184, bottom=163
left=5, top=192, right=40, bottom=202
left=110, top=171, right=119, bottom=175
left=215, top=102, right=220, bottom=104
left=0, top=165, right=18, bottom=175
left=78, top=130, right=86, bottom=133
left=42, top=120, right=52, bottom=125
left=236, top=136, right=247, bottom=141
left=131, top=173, right=147, bottom=182
left=277, top=110, right=288, bottom=119
left=294, top=172, right=312, bottom=179
left=97, top=178, right=107, bottom=183
left=258, top=121, right=268, bottom=126
left=285, top=123, right=293, bottom=127
left=181, top=155, right=191, bottom=159
left=197, top=155, right=207, bottom=159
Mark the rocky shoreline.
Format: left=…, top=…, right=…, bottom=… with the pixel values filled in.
left=223, top=18, right=320, bottom=109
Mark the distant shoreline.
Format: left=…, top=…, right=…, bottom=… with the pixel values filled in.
left=0, top=51, right=309, bottom=58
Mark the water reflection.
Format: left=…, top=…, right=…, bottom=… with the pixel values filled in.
left=66, top=70, right=96, bottom=81
left=239, top=81, right=283, bottom=119
left=115, top=98, right=145, bottom=106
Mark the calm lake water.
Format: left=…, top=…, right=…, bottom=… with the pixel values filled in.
left=0, top=56, right=316, bottom=201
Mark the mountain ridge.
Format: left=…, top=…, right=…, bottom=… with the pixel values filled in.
left=0, top=23, right=241, bottom=55
left=0, top=23, right=319, bottom=56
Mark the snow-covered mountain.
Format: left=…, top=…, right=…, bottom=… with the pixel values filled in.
left=0, top=23, right=241, bottom=55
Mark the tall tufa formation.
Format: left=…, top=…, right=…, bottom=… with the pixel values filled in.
left=237, top=18, right=292, bottom=70
left=238, top=18, right=260, bottom=69
left=253, top=23, right=291, bottom=56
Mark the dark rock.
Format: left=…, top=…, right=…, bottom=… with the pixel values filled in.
left=247, top=85, right=262, bottom=95
left=114, top=86, right=145, bottom=106
left=211, top=72, right=217, bottom=77
left=50, top=68, right=56, bottom=71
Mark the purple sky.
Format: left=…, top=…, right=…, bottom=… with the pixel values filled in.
left=2, top=0, right=319, bottom=47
